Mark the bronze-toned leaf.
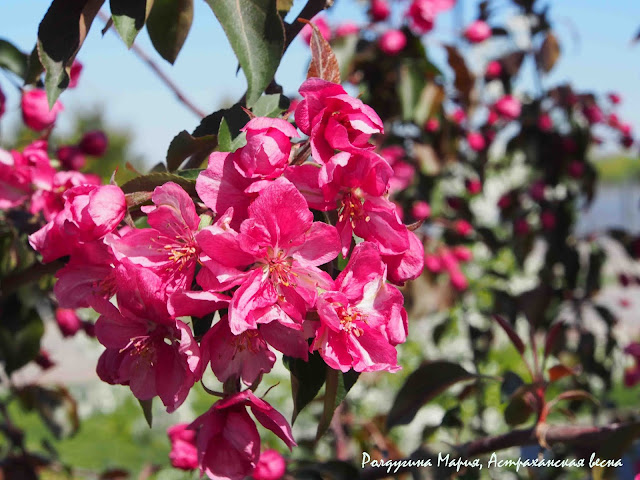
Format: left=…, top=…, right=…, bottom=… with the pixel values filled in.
left=305, top=20, right=340, bottom=84
left=537, top=31, right=560, bottom=73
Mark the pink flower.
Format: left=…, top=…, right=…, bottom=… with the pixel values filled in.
left=234, top=117, right=298, bottom=179
left=538, top=113, right=553, bottom=131
left=425, top=118, right=440, bottom=132
left=370, top=0, right=390, bottom=21
left=411, top=200, right=430, bottom=220
left=407, top=0, right=454, bottom=34
left=486, top=60, right=501, bottom=78
left=21, top=89, right=64, bottom=131
left=190, top=391, right=295, bottom=480
left=467, top=132, right=485, bottom=151
left=451, top=108, right=466, bottom=125
left=0, top=86, right=5, bottom=118
left=335, top=22, right=359, bottom=37
left=31, top=170, right=101, bottom=221
left=295, top=78, right=383, bottom=165
left=56, top=145, right=86, bottom=170
left=449, top=268, right=468, bottom=291
left=168, top=423, right=199, bottom=471
left=197, top=178, right=340, bottom=335
left=53, top=240, right=119, bottom=309
left=95, top=265, right=201, bottom=412
left=253, top=450, right=286, bottom=480
left=55, top=308, right=82, bottom=337
left=29, top=184, right=126, bottom=263
left=466, top=178, right=482, bottom=195
left=79, top=130, right=108, bottom=156
left=379, top=30, right=407, bottom=55
left=108, top=182, right=200, bottom=294
left=424, top=253, right=442, bottom=272
left=464, top=20, right=491, bottom=43
left=624, top=343, right=640, bottom=387
left=311, top=242, right=407, bottom=372
left=381, top=230, right=425, bottom=285
left=68, top=61, right=83, bottom=89
left=494, top=95, right=521, bottom=120
left=0, top=148, right=32, bottom=210
left=381, top=146, right=415, bottom=194
left=583, top=104, right=603, bottom=124
left=454, top=219, right=473, bottom=236
left=301, top=15, right=330, bottom=44
left=608, top=92, right=621, bottom=105
left=451, top=246, right=472, bottom=262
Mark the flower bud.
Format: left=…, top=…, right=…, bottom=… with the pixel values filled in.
left=253, top=450, right=287, bottom=480
left=467, top=132, right=485, bottom=152
left=379, top=30, right=407, bottom=56
left=411, top=200, right=430, bottom=220
left=464, top=20, right=491, bottom=43
left=370, top=0, right=390, bottom=22
left=79, top=130, right=108, bottom=156
left=56, top=308, right=82, bottom=337
left=57, top=145, right=86, bottom=170
left=21, top=89, right=64, bottom=131
left=486, top=60, right=501, bottom=79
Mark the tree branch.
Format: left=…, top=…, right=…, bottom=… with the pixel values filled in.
left=283, top=0, right=330, bottom=52
left=360, top=421, right=640, bottom=480
left=97, top=10, right=206, bottom=119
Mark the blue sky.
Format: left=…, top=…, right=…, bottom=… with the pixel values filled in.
left=1, top=0, right=639, bottom=164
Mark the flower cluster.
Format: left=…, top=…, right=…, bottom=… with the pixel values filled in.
left=8, top=77, right=424, bottom=480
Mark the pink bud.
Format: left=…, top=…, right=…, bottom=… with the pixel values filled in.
left=440, top=249, right=458, bottom=271
left=252, top=450, right=287, bottom=480
left=451, top=108, right=466, bottom=125
left=335, top=22, right=359, bottom=37
left=540, top=210, right=556, bottom=231
left=622, top=135, right=634, bottom=149
left=620, top=122, right=632, bottom=136
left=452, top=245, right=473, bottom=262
left=167, top=424, right=198, bottom=471
left=608, top=113, right=620, bottom=128
left=514, top=218, right=529, bottom=236
left=464, top=20, right=491, bottom=43
left=57, top=145, right=86, bottom=170
left=454, top=219, right=473, bottom=236
left=583, top=104, right=603, bottom=124
left=301, top=15, right=330, bottom=44
left=538, top=113, right=552, bottom=131
left=529, top=181, right=545, bottom=201
left=68, top=61, right=83, bottom=89
left=411, top=200, right=430, bottom=220
left=467, top=131, right=485, bottom=151
left=449, top=269, right=469, bottom=291
left=370, top=0, right=391, bottom=21
left=497, top=194, right=512, bottom=209
left=56, top=308, right=82, bottom=337
left=21, top=89, right=64, bottom=131
left=494, top=95, right=521, bottom=121
left=79, top=130, right=108, bottom=156
left=567, top=160, right=584, bottom=178
left=486, top=109, right=499, bottom=126
left=486, top=60, right=501, bottom=79
left=425, top=118, right=440, bottom=132
left=608, top=92, right=621, bottom=105
left=466, top=179, right=482, bottom=195
left=35, top=350, right=55, bottom=370
left=379, top=29, right=407, bottom=56
left=424, top=253, right=443, bottom=272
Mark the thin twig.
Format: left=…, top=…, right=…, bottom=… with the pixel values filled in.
left=97, top=10, right=206, bottom=119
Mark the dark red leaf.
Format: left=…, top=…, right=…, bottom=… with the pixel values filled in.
left=303, top=19, right=340, bottom=84
left=492, top=314, right=525, bottom=355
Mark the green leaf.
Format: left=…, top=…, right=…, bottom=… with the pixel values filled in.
left=147, top=0, right=193, bottom=64
left=24, top=46, right=44, bottom=85
left=283, top=352, right=326, bottom=424
left=316, top=368, right=359, bottom=440
left=251, top=93, right=290, bottom=118
left=217, top=118, right=247, bottom=153
left=193, top=103, right=250, bottom=137
left=386, top=361, right=476, bottom=429
left=19, top=386, right=79, bottom=439
left=203, top=0, right=285, bottom=106
left=0, top=297, right=44, bottom=375
left=166, top=130, right=217, bottom=171
left=110, top=0, right=154, bottom=48
left=397, top=60, right=426, bottom=123
left=0, top=39, right=28, bottom=79
left=120, top=171, right=198, bottom=195
left=138, top=398, right=153, bottom=427
left=37, top=0, right=105, bottom=106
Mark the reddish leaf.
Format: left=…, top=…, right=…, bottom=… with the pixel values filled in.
left=543, top=322, right=564, bottom=359
left=444, top=45, right=474, bottom=106
left=303, top=19, right=340, bottom=84
left=537, top=31, right=560, bottom=73
left=548, top=364, right=580, bottom=382
left=492, top=314, right=525, bottom=355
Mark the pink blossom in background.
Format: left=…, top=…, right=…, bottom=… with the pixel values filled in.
left=55, top=308, right=82, bottom=337
left=451, top=108, right=466, bottom=125
left=0, top=148, right=32, bottom=210
left=583, top=104, right=603, bottom=124
left=407, top=0, right=455, bottom=34
left=411, top=200, right=430, bottom=220
left=21, top=89, right=64, bottom=131
left=454, top=219, right=473, bottom=236
left=167, top=424, right=199, bottom=471
left=538, top=113, right=553, bottom=131
left=301, top=15, right=330, bottom=44
left=79, top=130, right=108, bottom=156
left=370, top=0, right=390, bottom=21
left=425, top=117, right=440, bottom=132
left=295, top=78, right=383, bottom=165
left=253, top=450, right=286, bottom=480
left=608, top=92, right=621, bottom=104
left=464, top=20, right=491, bottom=43
left=68, top=60, right=83, bottom=89
left=466, top=178, right=482, bottom=195
left=467, top=132, right=486, bottom=152
left=380, top=145, right=415, bottom=194
left=494, top=95, right=521, bottom=120
left=311, top=242, right=406, bottom=372
left=514, top=218, right=530, bottom=236
left=335, top=22, right=359, bottom=37
left=486, top=60, right=501, bottom=78
left=190, top=391, right=295, bottom=480
left=379, top=30, right=407, bottom=55
left=56, top=145, right=86, bottom=170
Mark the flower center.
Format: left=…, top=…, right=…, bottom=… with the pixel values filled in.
left=232, top=330, right=261, bottom=355
left=335, top=304, right=366, bottom=337
left=338, top=191, right=370, bottom=228
left=264, top=248, right=297, bottom=287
